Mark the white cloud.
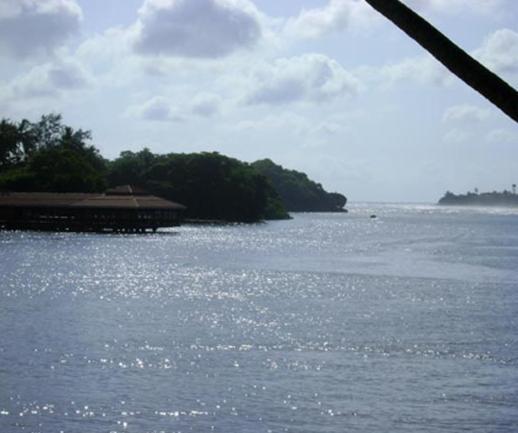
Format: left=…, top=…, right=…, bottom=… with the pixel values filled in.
left=232, top=113, right=308, bottom=134
left=1, top=60, right=88, bottom=100
left=282, top=0, right=506, bottom=41
left=133, top=0, right=262, bottom=58
left=474, top=28, right=518, bottom=81
left=485, top=128, right=518, bottom=144
left=246, top=54, right=360, bottom=105
left=128, top=93, right=223, bottom=122
left=191, top=93, right=222, bottom=117
left=443, top=128, right=471, bottom=144
left=47, top=62, right=89, bottom=89
left=76, top=27, right=132, bottom=70
left=404, top=0, right=504, bottom=15
left=310, top=122, right=345, bottom=136
left=284, top=0, right=375, bottom=39
left=442, top=104, right=490, bottom=124
left=282, top=0, right=502, bottom=41
left=366, top=55, right=450, bottom=87
left=0, top=0, right=82, bottom=58
left=360, top=27, right=517, bottom=90
left=127, top=96, right=184, bottom=122
left=6, top=66, right=57, bottom=98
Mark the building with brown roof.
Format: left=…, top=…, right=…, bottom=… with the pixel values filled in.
left=0, top=186, right=185, bottom=233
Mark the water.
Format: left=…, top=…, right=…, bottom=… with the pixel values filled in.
left=1, top=204, right=517, bottom=433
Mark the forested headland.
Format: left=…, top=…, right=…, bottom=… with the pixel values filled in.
left=252, top=159, right=346, bottom=212
left=0, top=114, right=347, bottom=222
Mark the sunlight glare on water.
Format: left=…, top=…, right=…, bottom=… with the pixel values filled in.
left=1, top=204, right=518, bottom=432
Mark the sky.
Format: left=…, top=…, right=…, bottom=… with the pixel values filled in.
left=1, top=0, right=517, bottom=202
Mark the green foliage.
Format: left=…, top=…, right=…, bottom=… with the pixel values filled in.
left=252, top=159, right=347, bottom=212
left=0, top=120, right=20, bottom=168
left=0, top=114, right=106, bottom=192
left=0, top=118, right=36, bottom=169
left=27, top=147, right=106, bottom=192
left=1, top=113, right=349, bottom=222
left=0, top=167, right=37, bottom=191
left=107, top=148, right=156, bottom=186
left=108, top=151, right=289, bottom=222
left=438, top=189, right=518, bottom=207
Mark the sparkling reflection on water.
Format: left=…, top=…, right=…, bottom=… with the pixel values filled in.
left=1, top=204, right=518, bottom=432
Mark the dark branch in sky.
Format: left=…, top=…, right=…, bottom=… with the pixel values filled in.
left=364, top=0, right=518, bottom=123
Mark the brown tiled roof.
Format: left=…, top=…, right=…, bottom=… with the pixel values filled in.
left=0, top=190, right=185, bottom=210
left=0, top=192, right=96, bottom=207
left=72, top=195, right=185, bottom=210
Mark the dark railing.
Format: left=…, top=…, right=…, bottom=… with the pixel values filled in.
left=0, top=207, right=182, bottom=233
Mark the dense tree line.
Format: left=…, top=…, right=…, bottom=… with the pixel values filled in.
left=438, top=190, right=518, bottom=207
left=107, top=149, right=288, bottom=221
left=0, top=114, right=347, bottom=222
left=252, top=159, right=347, bottom=212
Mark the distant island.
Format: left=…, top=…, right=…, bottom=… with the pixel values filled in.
left=0, top=114, right=347, bottom=223
left=438, top=187, right=518, bottom=207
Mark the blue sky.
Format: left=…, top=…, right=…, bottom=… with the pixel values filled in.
left=1, top=0, right=517, bottom=202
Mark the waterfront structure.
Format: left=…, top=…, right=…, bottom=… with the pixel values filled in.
left=0, top=185, right=185, bottom=232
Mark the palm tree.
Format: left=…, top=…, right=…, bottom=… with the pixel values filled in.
left=363, top=0, right=518, bottom=123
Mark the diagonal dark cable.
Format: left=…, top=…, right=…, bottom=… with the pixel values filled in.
left=364, top=0, right=518, bottom=123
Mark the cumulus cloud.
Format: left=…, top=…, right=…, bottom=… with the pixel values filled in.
left=442, top=104, right=490, bottom=123
left=47, top=62, right=89, bottom=89
left=361, top=27, right=517, bottom=90
left=5, top=66, right=57, bottom=99
left=246, top=54, right=360, bottom=105
left=404, top=0, right=504, bottom=15
left=128, top=93, right=223, bottom=122
left=232, top=113, right=308, bottom=133
left=0, top=0, right=82, bottom=58
left=133, top=0, right=262, bottom=58
left=284, top=0, right=375, bottom=39
left=127, top=96, right=183, bottom=122
left=474, top=28, right=518, bottom=81
left=367, top=55, right=450, bottom=87
left=283, top=0, right=504, bottom=41
left=282, top=0, right=505, bottom=41
left=191, top=93, right=221, bottom=117
left=310, top=122, right=346, bottom=136
left=1, top=60, right=88, bottom=99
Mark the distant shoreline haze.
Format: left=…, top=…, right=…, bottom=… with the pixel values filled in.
left=438, top=188, right=518, bottom=207
left=0, top=114, right=347, bottom=223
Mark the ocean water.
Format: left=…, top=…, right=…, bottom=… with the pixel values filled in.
left=1, top=203, right=517, bottom=433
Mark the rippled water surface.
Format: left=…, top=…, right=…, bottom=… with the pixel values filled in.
left=1, top=204, right=518, bottom=432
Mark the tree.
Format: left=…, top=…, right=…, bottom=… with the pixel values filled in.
left=252, top=159, right=347, bottom=212
left=33, top=113, right=65, bottom=149
left=0, top=119, right=22, bottom=169
left=0, top=114, right=107, bottom=193
left=107, top=148, right=157, bottom=186
left=28, top=147, right=106, bottom=192
left=364, top=0, right=518, bottom=123
left=108, top=151, right=289, bottom=222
